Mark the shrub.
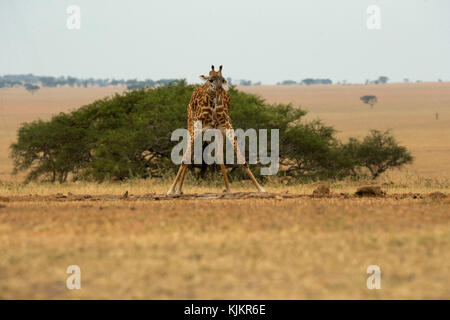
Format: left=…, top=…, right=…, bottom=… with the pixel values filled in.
left=342, top=130, right=413, bottom=179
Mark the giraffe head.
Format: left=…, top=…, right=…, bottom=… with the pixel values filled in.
left=200, top=65, right=227, bottom=92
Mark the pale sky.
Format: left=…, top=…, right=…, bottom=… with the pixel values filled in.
left=1, top=0, right=449, bottom=84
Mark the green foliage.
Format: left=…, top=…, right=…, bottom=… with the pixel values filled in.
left=342, top=130, right=413, bottom=179
left=10, top=113, right=93, bottom=183
left=10, top=82, right=413, bottom=183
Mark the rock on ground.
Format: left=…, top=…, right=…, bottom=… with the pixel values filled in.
left=355, top=186, right=386, bottom=197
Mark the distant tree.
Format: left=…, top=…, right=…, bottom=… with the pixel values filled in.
left=144, top=79, right=155, bottom=87
left=281, top=80, right=297, bottom=85
left=111, top=79, right=126, bottom=86
left=55, top=76, right=67, bottom=86
left=377, top=76, right=389, bottom=84
left=360, top=95, right=378, bottom=108
left=403, top=78, right=409, bottom=83
left=155, top=79, right=178, bottom=87
left=239, top=79, right=252, bottom=86
left=24, top=83, right=40, bottom=95
left=127, top=82, right=143, bottom=90
left=343, top=130, right=413, bottom=179
left=67, top=76, right=78, bottom=87
left=300, top=78, right=332, bottom=85
left=226, top=77, right=232, bottom=85
left=39, top=76, right=57, bottom=87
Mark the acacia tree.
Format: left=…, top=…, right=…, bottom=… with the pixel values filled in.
left=24, top=83, right=40, bottom=95
left=378, top=76, right=389, bottom=84
left=360, top=95, right=378, bottom=108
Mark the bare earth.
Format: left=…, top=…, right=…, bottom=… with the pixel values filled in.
left=0, top=83, right=449, bottom=299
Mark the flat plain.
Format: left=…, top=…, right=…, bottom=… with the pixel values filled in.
left=0, top=83, right=449, bottom=299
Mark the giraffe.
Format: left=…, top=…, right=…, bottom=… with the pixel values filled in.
left=166, top=65, right=265, bottom=195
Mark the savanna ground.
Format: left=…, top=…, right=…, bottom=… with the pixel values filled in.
left=0, top=83, right=449, bottom=299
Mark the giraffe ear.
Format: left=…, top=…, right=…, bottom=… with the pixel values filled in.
left=199, top=75, right=209, bottom=81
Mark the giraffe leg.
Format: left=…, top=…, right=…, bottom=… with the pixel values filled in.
left=239, top=163, right=265, bottom=193
left=175, top=165, right=188, bottom=195
left=167, top=124, right=201, bottom=195
left=220, top=163, right=232, bottom=193
left=224, top=127, right=265, bottom=193
left=217, top=130, right=231, bottom=193
left=167, top=164, right=187, bottom=195
left=167, top=130, right=195, bottom=195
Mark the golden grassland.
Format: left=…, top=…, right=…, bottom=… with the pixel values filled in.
left=239, top=82, right=450, bottom=179
left=1, top=196, right=449, bottom=299
left=0, top=83, right=449, bottom=299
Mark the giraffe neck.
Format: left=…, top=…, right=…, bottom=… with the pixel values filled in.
left=207, top=89, right=224, bottom=109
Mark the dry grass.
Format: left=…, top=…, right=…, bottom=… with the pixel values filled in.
left=1, top=83, right=449, bottom=300
left=1, top=196, right=449, bottom=299
left=0, top=175, right=449, bottom=197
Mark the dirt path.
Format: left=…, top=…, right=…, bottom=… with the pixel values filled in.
left=0, top=191, right=447, bottom=202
